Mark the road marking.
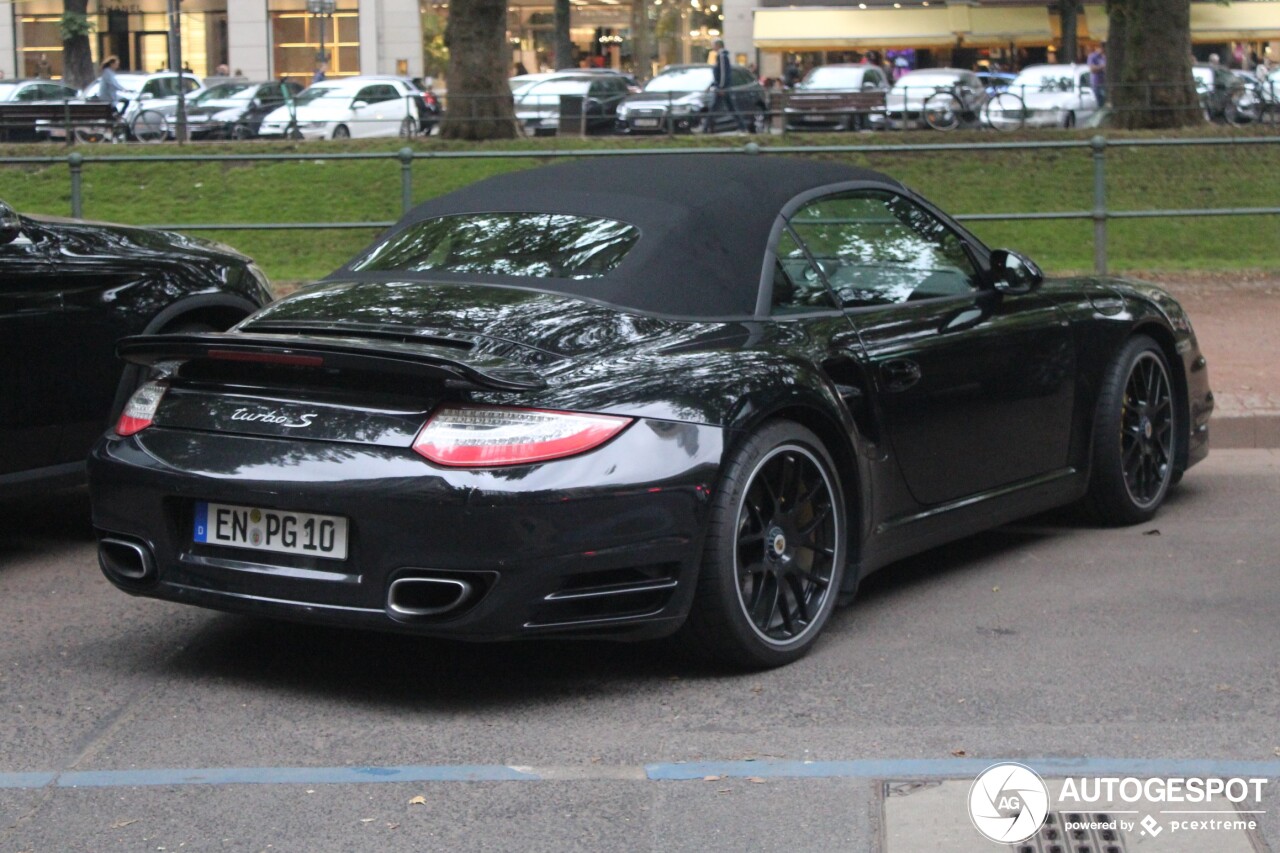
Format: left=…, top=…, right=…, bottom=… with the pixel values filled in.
left=3, top=758, right=1280, bottom=791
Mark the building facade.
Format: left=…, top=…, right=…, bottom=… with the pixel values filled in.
left=1, top=0, right=422, bottom=84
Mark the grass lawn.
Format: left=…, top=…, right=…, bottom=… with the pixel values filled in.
left=2, top=128, right=1277, bottom=286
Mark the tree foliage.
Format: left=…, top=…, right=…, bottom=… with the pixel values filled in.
left=1105, top=0, right=1202, bottom=129
left=439, top=0, right=518, bottom=140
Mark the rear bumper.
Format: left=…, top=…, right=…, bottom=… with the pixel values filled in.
left=88, top=419, right=723, bottom=641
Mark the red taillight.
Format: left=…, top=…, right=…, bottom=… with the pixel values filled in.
left=421, top=92, right=438, bottom=107
left=412, top=406, right=632, bottom=467
left=115, top=380, right=168, bottom=436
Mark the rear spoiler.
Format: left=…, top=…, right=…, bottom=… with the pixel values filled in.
left=117, top=331, right=547, bottom=392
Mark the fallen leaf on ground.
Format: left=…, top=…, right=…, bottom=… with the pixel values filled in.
left=409, top=796, right=427, bottom=805
left=702, top=775, right=724, bottom=782
left=110, top=819, right=139, bottom=829
left=951, top=749, right=967, bottom=757
left=746, top=777, right=766, bottom=783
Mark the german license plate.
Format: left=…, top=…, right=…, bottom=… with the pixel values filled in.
left=633, top=118, right=660, bottom=128
left=194, top=501, right=349, bottom=560
left=802, top=114, right=826, bottom=122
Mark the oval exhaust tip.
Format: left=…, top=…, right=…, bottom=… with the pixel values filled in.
left=99, top=537, right=155, bottom=582
left=388, top=577, right=473, bottom=617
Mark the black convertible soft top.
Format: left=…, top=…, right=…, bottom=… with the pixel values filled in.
left=340, top=154, right=902, bottom=318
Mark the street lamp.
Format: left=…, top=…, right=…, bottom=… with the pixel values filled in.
left=307, top=0, right=337, bottom=70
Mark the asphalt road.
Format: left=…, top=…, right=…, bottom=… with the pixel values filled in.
left=2, top=450, right=1278, bottom=852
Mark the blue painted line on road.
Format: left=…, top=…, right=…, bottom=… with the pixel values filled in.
left=57, top=764, right=538, bottom=788
left=0, top=772, right=57, bottom=789
left=4, top=758, right=1280, bottom=791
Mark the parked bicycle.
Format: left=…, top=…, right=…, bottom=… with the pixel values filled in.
left=922, top=85, right=984, bottom=131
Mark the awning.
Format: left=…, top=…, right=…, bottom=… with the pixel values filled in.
left=752, top=6, right=1054, bottom=51
left=966, top=8, right=1054, bottom=47
left=753, top=8, right=961, bottom=51
left=1190, top=1, right=1280, bottom=41
left=1083, top=3, right=1280, bottom=44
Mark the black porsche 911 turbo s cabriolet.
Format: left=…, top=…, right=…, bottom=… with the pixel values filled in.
left=0, top=200, right=272, bottom=497
left=88, top=155, right=1212, bottom=668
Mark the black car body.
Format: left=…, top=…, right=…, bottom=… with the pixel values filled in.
left=782, top=64, right=890, bottom=131
left=616, top=64, right=767, bottom=133
left=1, top=202, right=271, bottom=496
left=177, top=80, right=303, bottom=139
left=514, top=73, right=629, bottom=136
left=88, top=156, right=1212, bottom=668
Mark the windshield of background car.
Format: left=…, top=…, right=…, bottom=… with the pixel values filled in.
left=350, top=213, right=640, bottom=280
left=644, top=67, right=713, bottom=93
left=193, top=83, right=255, bottom=104
left=522, top=79, right=593, bottom=100
left=1012, top=68, right=1076, bottom=92
left=890, top=72, right=960, bottom=91
left=293, top=86, right=346, bottom=105
left=799, top=67, right=864, bottom=90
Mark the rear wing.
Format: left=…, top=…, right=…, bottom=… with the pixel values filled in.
left=117, top=331, right=547, bottom=392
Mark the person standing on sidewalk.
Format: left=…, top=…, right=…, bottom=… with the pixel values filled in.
left=1087, top=42, right=1107, bottom=108
left=706, top=39, right=746, bottom=133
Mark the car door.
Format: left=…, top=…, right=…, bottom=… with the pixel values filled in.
left=0, top=220, right=65, bottom=474
left=787, top=189, right=1076, bottom=506
left=351, top=85, right=401, bottom=137
left=1077, top=70, right=1097, bottom=115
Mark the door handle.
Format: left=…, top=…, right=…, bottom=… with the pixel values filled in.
left=881, top=358, right=922, bottom=391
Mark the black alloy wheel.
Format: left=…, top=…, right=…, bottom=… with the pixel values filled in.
left=1086, top=335, right=1179, bottom=524
left=332, top=124, right=351, bottom=140
left=683, top=421, right=846, bottom=668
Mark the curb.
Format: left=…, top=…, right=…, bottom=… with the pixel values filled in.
left=1210, top=414, right=1280, bottom=449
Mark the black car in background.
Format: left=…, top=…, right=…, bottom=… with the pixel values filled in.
left=177, top=80, right=303, bottom=139
left=0, top=200, right=272, bottom=496
left=616, top=64, right=767, bottom=133
left=89, top=156, right=1211, bottom=669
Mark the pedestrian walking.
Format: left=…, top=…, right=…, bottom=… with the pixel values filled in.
left=706, top=39, right=746, bottom=133
left=1087, top=42, right=1107, bottom=108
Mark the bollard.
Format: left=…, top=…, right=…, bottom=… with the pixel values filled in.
left=68, top=151, right=84, bottom=219
left=1090, top=135, right=1107, bottom=276
left=398, top=147, right=414, bottom=215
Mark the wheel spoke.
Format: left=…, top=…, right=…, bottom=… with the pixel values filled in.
left=786, top=574, right=811, bottom=624
left=797, top=502, right=832, bottom=537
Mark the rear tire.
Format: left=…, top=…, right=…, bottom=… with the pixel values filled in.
left=1084, top=335, right=1178, bottom=525
left=682, top=421, right=846, bottom=669
left=332, top=124, right=350, bottom=140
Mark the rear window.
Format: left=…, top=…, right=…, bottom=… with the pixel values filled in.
left=350, top=213, right=639, bottom=279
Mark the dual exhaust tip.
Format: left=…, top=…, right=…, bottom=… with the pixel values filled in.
left=99, top=536, right=483, bottom=621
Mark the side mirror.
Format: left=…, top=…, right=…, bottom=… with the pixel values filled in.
left=0, top=200, right=21, bottom=245
left=990, top=249, right=1044, bottom=294
left=352, top=100, right=369, bottom=109
left=138, top=91, right=154, bottom=101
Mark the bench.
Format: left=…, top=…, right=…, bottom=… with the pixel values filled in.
left=0, top=102, right=116, bottom=143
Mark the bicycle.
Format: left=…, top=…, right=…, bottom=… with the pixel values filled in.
left=982, top=90, right=1027, bottom=132
left=73, top=106, right=169, bottom=144
left=922, top=86, right=982, bottom=132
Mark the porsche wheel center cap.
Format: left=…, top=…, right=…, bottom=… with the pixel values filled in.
left=1141, top=417, right=1153, bottom=440
left=768, top=528, right=787, bottom=558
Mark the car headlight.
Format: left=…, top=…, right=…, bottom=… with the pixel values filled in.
left=616, top=103, right=630, bottom=117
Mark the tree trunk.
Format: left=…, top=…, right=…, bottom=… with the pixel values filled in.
left=553, top=0, right=573, bottom=70
left=61, top=0, right=96, bottom=91
left=439, top=0, right=518, bottom=140
left=630, top=0, right=651, bottom=78
left=1108, top=0, right=1202, bottom=129
left=1059, top=1, right=1081, bottom=64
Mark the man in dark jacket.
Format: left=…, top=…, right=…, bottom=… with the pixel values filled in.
left=707, top=39, right=747, bottom=132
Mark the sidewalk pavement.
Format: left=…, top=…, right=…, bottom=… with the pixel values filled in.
left=1146, top=273, right=1280, bottom=449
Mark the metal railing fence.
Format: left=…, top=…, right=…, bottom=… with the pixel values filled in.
left=2, top=135, right=1278, bottom=276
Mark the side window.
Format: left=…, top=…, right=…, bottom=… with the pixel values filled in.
left=16, top=86, right=41, bottom=101
left=142, top=79, right=167, bottom=98
left=787, top=190, right=979, bottom=308
left=771, top=229, right=837, bottom=314
left=731, top=68, right=753, bottom=87
left=355, top=86, right=378, bottom=104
